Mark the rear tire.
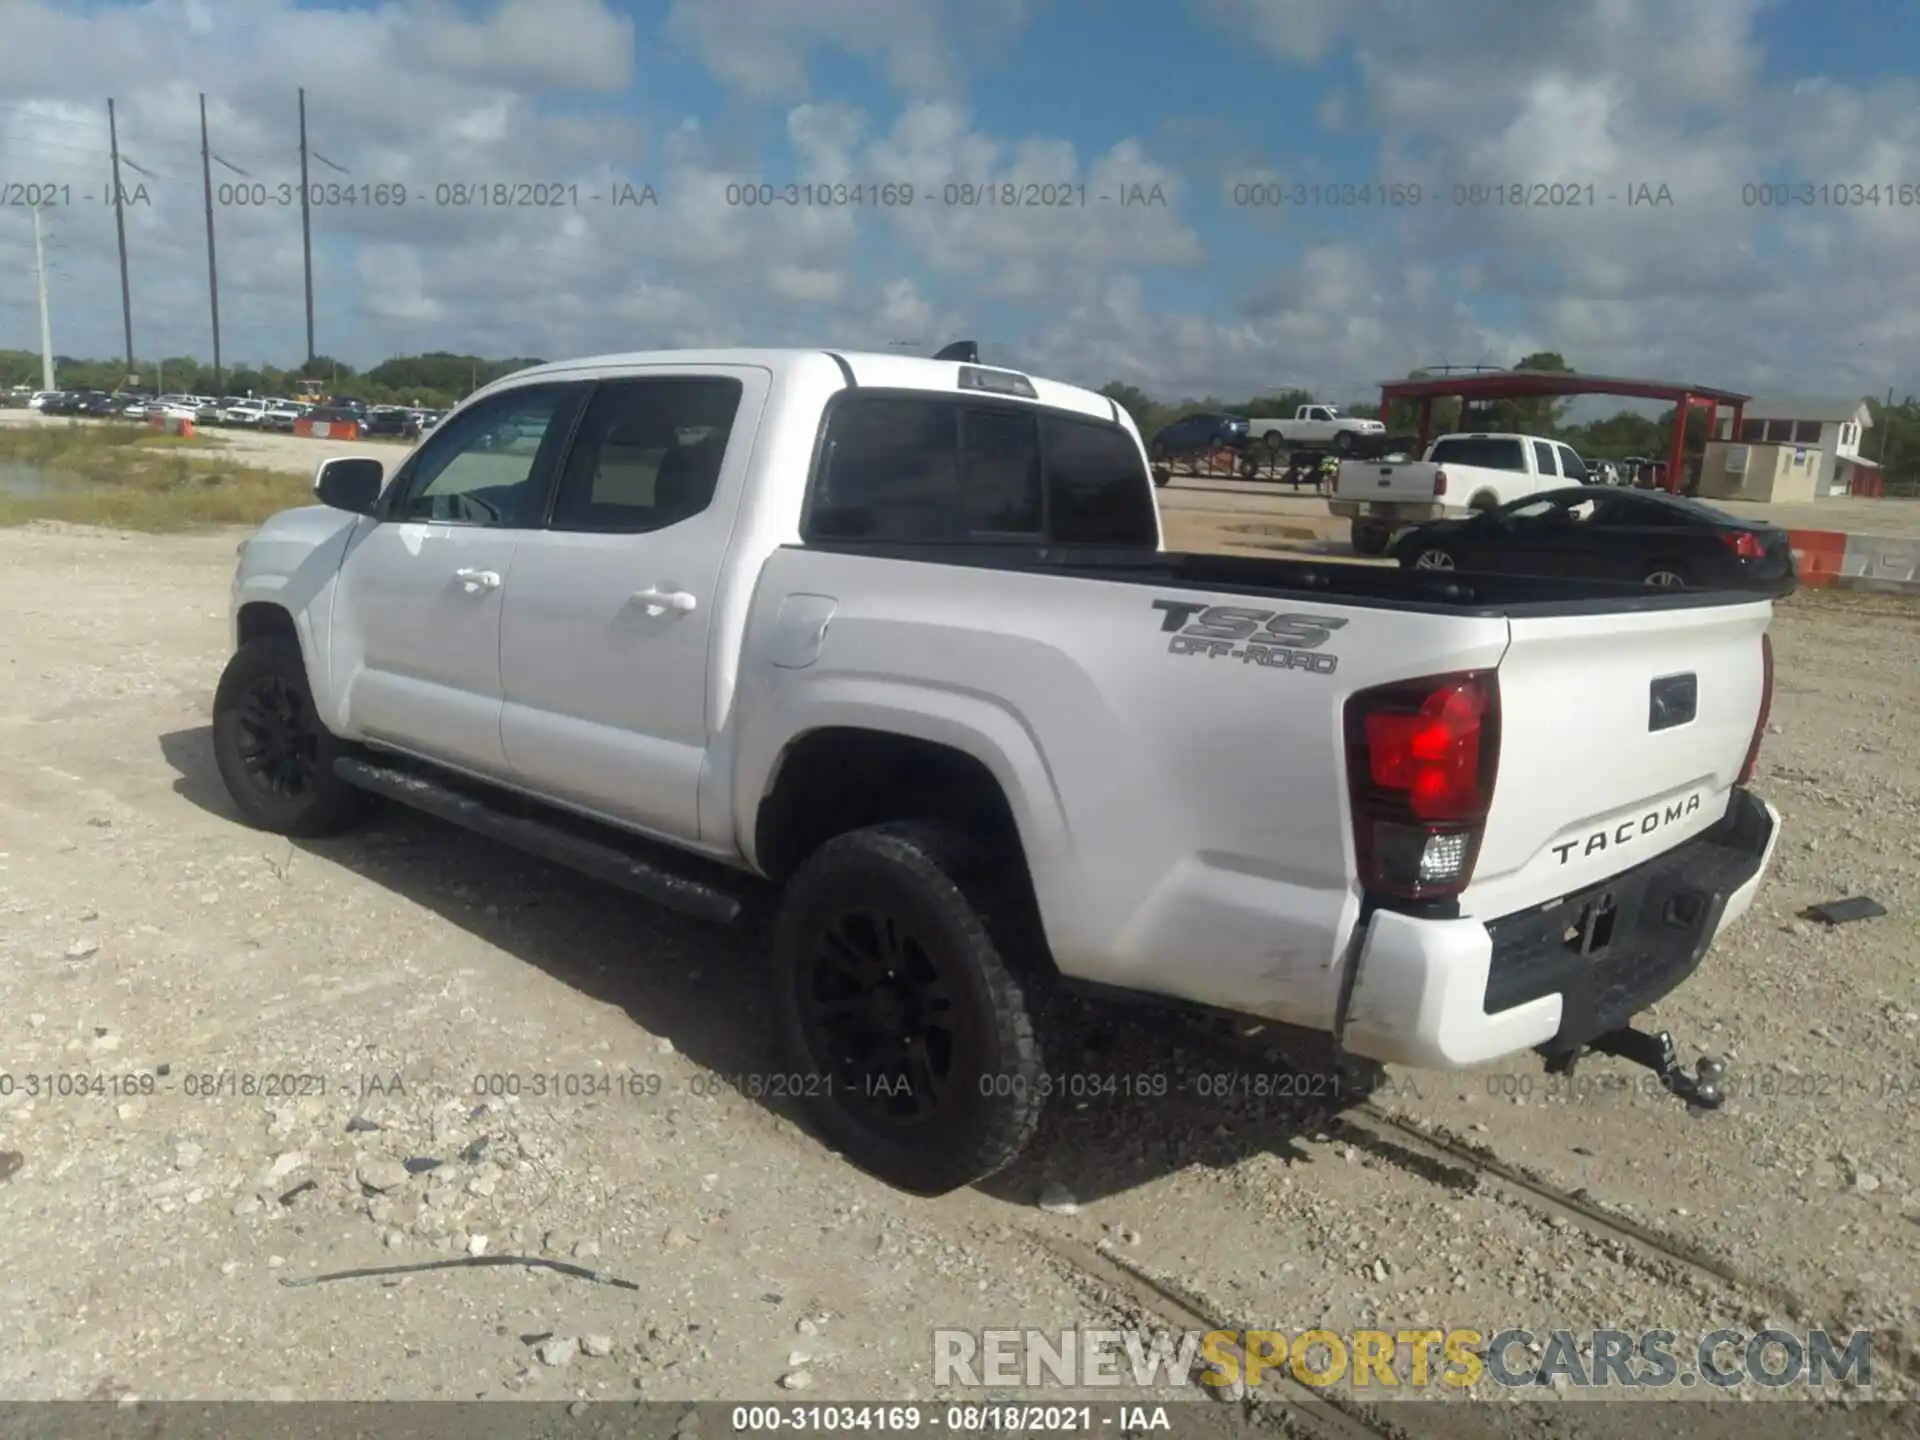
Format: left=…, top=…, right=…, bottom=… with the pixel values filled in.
left=1350, top=520, right=1392, bottom=557
left=1468, top=492, right=1500, bottom=514
left=211, top=636, right=371, bottom=837
left=772, top=821, right=1046, bottom=1196
left=1263, top=431, right=1285, bottom=454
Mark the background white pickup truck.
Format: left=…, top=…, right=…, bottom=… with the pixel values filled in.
left=1248, top=403, right=1388, bottom=454
left=1332, top=431, right=1593, bottom=555
left=215, top=350, right=1780, bottom=1195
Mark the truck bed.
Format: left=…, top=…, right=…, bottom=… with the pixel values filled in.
left=790, top=540, right=1769, bottom=617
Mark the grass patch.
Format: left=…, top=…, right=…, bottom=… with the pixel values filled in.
left=0, top=421, right=309, bottom=531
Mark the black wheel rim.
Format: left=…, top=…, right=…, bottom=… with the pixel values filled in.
left=234, top=674, right=321, bottom=800
left=799, top=907, right=959, bottom=1127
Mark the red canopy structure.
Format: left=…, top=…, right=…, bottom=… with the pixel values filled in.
left=1376, top=370, right=1753, bottom=494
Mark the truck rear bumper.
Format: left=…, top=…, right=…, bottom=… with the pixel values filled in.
left=1327, top=500, right=1447, bottom=524
left=1338, top=789, right=1780, bottom=1070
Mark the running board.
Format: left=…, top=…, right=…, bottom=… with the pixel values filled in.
left=332, top=756, right=752, bottom=925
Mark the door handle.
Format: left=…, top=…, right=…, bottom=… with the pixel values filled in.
left=454, top=567, right=501, bottom=591
left=632, top=587, right=697, bottom=616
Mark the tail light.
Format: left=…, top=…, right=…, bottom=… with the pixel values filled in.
left=1722, top=530, right=1766, bottom=559
left=1737, top=633, right=1774, bottom=786
left=1433, top=469, right=1448, bottom=497
left=1344, top=671, right=1501, bottom=901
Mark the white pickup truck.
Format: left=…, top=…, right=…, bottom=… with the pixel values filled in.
left=1332, top=431, right=1591, bottom=555
left=1248, top=403, right=1388, bottom=455
left=214, top=349, right=1781, bottom=1196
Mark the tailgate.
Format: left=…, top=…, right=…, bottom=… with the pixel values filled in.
left=1336, top=459, right=1437, bottom=503
left=1461, top=598, right=1772, bottom=918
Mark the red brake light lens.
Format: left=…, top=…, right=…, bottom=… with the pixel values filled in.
left=1724, top=530, right=1766, bottom=559
left=1432, top=469, right=1448, bottom=497
left=1364, top=681, right=1490, bottom=819
left=1345, top=671, right=1501, bottom=900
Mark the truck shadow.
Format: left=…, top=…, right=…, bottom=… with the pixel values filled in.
left=159, top=723, right=1351, bottom=1208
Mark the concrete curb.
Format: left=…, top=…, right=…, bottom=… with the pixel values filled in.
left=1787, top=529, right=1920, bottom=595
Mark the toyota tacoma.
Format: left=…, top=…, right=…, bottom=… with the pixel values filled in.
left=213, top=347, right=1783, bottom=1195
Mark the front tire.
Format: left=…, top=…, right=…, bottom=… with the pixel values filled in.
left=1334, top=430, right=1357, bottom=455
left=772, top=821, right=1046, bottom=1196
left=211, top=636, right=371, bottom=837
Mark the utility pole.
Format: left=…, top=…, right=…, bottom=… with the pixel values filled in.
left=298, top=88, right=315, bottom=365
left=1881, top=386, right=1898, bottom=489
left=199, top=93, right=223, bottom=393
left=31, top=204, right=55, bottom=392
left=107, top=98, right=135, bottom=380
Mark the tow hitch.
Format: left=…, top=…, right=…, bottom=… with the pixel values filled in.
left=1544, top=1025, right=1727, bottom=1110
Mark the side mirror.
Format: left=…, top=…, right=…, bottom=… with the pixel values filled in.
left=314, top=456, right=385, bottom=515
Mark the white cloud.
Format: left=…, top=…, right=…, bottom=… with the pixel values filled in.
left=664, top=0, right=1031, bottom=102
left=399, top=0, right=636, bottom=93
left=1177, top=0, right=1920, bottom=401
left=0, top=0, right=1914, bottom=409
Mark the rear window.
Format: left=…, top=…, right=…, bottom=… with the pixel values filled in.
left=1429, top=436, right=1528, bottom=471
left=807, top=395, right=1156, bottom=546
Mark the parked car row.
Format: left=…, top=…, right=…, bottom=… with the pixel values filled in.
left=7, top=386, right=444, bottom=438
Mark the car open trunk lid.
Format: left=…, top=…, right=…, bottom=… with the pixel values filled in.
left=1460, top=595, right=1772, bottom=919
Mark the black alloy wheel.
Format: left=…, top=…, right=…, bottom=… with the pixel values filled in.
left=773, top=821, right=1046, bottom=1195
left=235, top=672, right=321, bottom=802
left=211, top=636, right=372, bottom=837
left=801, top=906, right=960, bottom=1125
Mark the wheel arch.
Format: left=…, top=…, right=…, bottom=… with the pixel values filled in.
left=744, top=708, right=1073, bottom=976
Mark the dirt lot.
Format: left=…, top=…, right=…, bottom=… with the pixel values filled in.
left=0, top=519, right=1916, bottom=1427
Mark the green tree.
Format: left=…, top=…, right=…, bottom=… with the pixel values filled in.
left=1097, top=382, right=1157, bottom=432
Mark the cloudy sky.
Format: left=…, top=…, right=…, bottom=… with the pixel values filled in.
left=1, top=0, right=1916, bottom=405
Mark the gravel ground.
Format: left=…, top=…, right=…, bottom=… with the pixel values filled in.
left=0, top=520, right=1914, bottom=1421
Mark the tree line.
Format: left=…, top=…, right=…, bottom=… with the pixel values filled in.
left=6, top=343, right=1912, bottom=494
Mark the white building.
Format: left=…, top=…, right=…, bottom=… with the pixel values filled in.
left=1702, top=396, right=1878, bottom=502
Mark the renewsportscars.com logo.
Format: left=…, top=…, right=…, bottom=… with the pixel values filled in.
left=933, top=1327, right=1876, bottom=1392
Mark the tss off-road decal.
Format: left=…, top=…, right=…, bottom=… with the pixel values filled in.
left=1151, top=600, right=1347, bottom=674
